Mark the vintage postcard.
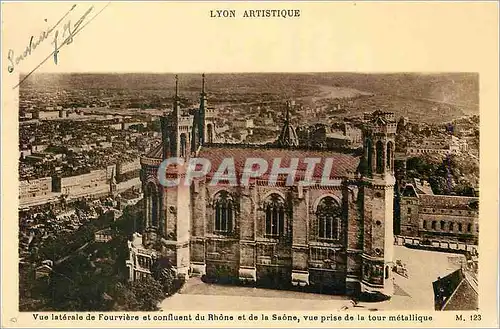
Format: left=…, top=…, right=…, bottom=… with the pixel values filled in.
left=1, top=1, right=499, bottom=328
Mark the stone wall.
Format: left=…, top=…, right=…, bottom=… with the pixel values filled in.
left=188, top=180, right=364, bottom=292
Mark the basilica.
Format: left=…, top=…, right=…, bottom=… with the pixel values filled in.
left=126, top=74, right=397, bottom=298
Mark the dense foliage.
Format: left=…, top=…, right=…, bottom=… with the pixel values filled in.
left=19, top=202, right=183, bottom=312
left=405, top=155, right=478, bottom=196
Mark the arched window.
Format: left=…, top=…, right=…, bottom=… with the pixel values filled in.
left=467, top=223, right=472, bottom=232
left=385, top=265, right=389, bottom=279
left=458, top=223, right=463, bottom=232
left=431, top=221, right=436, bottom=230
left=146, top=182, right=159, bottom=227
left=440, top=221, right=445, bottom=230
left=366, top=139, right=373, bottom=174
left=214, top=191, right=234, bottom=233
left=386, top=141, right=394, bottom=170
left=207, top=124, right=214, bottom=143
left=376, top=140, right=384, bottom=174
left=264, top=194, right=285, bottom=237
left=449, top=222, right=454, bottom=232
left=316, top=196, right=342, bottom=240
left=423, top=220, right=427, bottom=229
left=180, top=133, right=187, bottom=158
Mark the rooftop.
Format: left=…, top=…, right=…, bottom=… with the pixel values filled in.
left=197, top=145, right=360, bottom=179
left=418, top=194, right=479, bottom=211
left=432, top=268, right=478, bottom=311
left=402, top=184, right=479, bottom=210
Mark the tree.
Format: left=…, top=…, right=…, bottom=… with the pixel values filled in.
left=453, top=183, right=475, bottom=197
left=129, top=276, right=165, bottom=311
left=21, top=202, right=168, bottom=312
left=151, top=257, right=178, bottom=296
left=110, top=282, right=140, bottom=311
left=406, top=156, right=439, bottom=180
left=428, top=176, right=451, bottom=195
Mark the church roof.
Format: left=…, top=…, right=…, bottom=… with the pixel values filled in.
left=197, top=145, right=360, bottom=180
left=142, top=142, right=360, bottom=181
left=145, top=143, right=163, bottom=159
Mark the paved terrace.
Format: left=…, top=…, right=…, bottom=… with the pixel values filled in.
left=160, top=246, right=466, bottom=311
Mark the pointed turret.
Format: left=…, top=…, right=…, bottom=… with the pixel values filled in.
left=173, top=74, right=180, bottom=116
left=198, top=73, right=207, bottom=145
left=166, top=75, right=180, bottom=157
left=277, top=100, right=299, bottom=147
left=201, top=73, right=206, bottom=96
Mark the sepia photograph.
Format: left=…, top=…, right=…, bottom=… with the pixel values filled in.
left=1, top=1, right=498, bottom=328
left=17, top=72, right=479, bottom=313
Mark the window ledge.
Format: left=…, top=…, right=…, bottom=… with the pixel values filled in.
left=309, top=241, right=343, bottom=248
left=214, top=230, right=232, bottom=235
left=317, top=238, right=340, bottom=242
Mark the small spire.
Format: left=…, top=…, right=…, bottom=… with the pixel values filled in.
left=285, top=100, right=291, bottom=122
left=175, top=74, right=179, bottom=100
left=201, top=73, right=206, bottom=95
left=173, top=74, right=180, bottom=116
left=277, top=100, right=299, bottom=148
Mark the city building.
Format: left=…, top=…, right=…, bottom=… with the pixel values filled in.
left=344, top=122, right=362, bottom=145
left=56, top=169, right=111, bottom=199
left=325, top=131, right=352, bottom=148
left=19, top=160, right=142, bottom=208
left=399, top=184, right=479, bottom=245
left=33, top=110, right=60, bottom=120
left=19, top=177, right=57, bottom=206
left=406, top=135, right=468, bottom=156
left=127, top=75, right=398, bottom=298
left=432, top=267, right=478, bottom=311
left=233, top=119, right=254, bottom=129
left=95, top=228, right=113, bottom=243
left=412, top=178, right=434, bottom=195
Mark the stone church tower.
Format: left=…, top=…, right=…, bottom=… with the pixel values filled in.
left=140, top=74, right=219, bottom=278
left=140, top=76, right=192, bottom=277
left=359, top=111, right=396, bottom=296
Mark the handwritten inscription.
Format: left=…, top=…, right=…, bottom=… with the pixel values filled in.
left=7, top=4, right=94, bottom=73
left=52, top=6, right=94, bottom=65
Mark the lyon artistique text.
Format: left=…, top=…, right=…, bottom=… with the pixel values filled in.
left=210, top=9, right=301, bottom=18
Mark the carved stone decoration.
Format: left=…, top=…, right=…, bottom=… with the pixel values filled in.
left=167, top=230, right=176, bottom=240
left=348, top=185, right=359, bottom=202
